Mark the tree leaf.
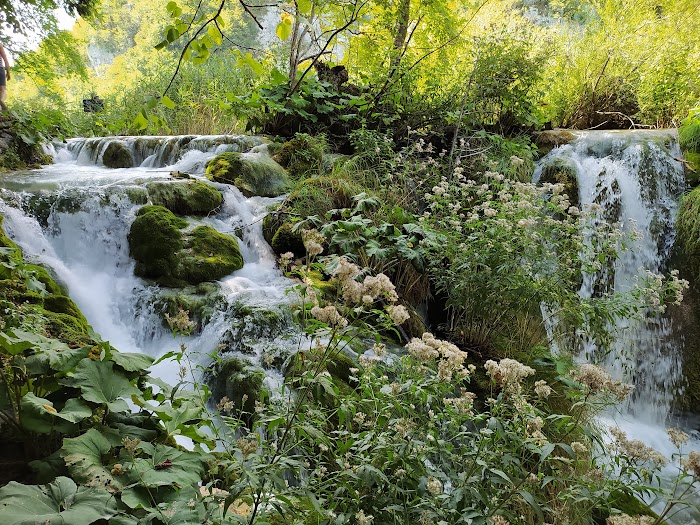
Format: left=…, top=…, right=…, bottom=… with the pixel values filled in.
left=0, top=476, right=118, bottom=525
left=276, top=14, right=293, bottom=41
left=297, top=0, right=312, bottom=15
left=73, top=359, right=140, bottom=412
left=61, top=428, right=120, bottom=489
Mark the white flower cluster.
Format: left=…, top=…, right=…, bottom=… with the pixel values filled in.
left=570, top=364, right=634, bottom=401
left=405, top=332, right=469, bottom=380
left=310, top=305, right=348, bottom=328
left=606, top=515, right=655, bottom=525
left=609, top=427, right=667, bottom=466
left=683, top=450, right=700, bottom=477
left=444, top=390, right=476, bottom=416
left=302, top=228, right=325, bottom=257
left=484, top=358, right=535, bottom=395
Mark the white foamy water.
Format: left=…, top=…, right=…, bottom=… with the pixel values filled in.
left=0, top=136, right=302, bottom=395
left=537, top=130, right=699, bottom=522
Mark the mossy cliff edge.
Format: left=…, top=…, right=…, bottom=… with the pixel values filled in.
left=0, top=215, right=94, bottom=347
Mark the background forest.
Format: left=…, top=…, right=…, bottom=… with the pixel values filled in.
left=4, top=0, right=700, bottom=142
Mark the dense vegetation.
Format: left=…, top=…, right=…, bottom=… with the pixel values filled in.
left=1, top=0, right=700, bottom=524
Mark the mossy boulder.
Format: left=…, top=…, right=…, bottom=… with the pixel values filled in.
left=676, top=187, right=700, bottom=282
left=206, top=357, right=264, bottom=419
left=679, top=115, right=700, bottom=185
left=539, top=157, right=579, bottom=207
left=534, top=129, right=577, bottom=156
left=173, top=226, right=244, bottom=285
left=272, top=133, right=326, bottom=178
left=0, top=215, right=94, bottom=348
left=205, top=151, right=290, bottom=197
left=127, top=206, right=243, bottom=286
left=271, top=223, right=305, bottom=257
left=102, top=141, right=134, bottom=168
left=146, top=180, right=222, bottom=216
left=156, top=282, right=222, bottom=332
left=128, top=205, right=188, bottom=280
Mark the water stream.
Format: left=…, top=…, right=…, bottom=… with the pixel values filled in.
left=536, top=130, right=699, bottom=522
left=0, top=136, right=304, bottom=392
left=1, top=132, right=699, bottom=520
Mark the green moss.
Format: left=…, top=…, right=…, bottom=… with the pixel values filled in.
left=102, top=141, right=134, bottom=168
left=272, top=133, right=326, bottom=178
left=206, top=357, right=264, bottom=417
left=679, top=115, right=700, bottom=154
left=676, top=187, right=700, bottom=282
left=43, top=295, right=88, bottom=324
left=43, top=311, right=92, bottom=348
left=24, top=265, right=65, bottom=295
left=174, top=226, right=244, bottom=285
left=146, top=180, right=223, bottom=216
left=286, top=176, right=362, bottom=217
left=205, top=151, right=290, bottom=197
left=157, top=283, right=221, bottom=329
left=271, top=222, right=305, bottom=257
left=128, top=205, right=187, bottom=280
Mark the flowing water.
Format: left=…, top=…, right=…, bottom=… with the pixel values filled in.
left=536, top=130, right=700, bottom=522
left=0, top=135, right=305, bottom=393
left=2, top=132, right=700, bottom=519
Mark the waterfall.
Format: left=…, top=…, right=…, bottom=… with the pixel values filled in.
left=63, top=134, right=266, bottom=168
left=536, top=130, right=686, bottom=425
left=0, top=136, right=303, bottom=393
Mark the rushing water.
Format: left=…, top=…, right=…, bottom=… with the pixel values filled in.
left=536, top=130, right=700, bottom=522
left=0, top=136, right=304, bottom=393
left=2, top=132, right=700, bottom=519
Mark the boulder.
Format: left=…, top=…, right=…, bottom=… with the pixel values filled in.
left=146, top=180, right=222, bottom=216
left=102, top=141, right=134, bottom=168
left=206, top=357, right=264, bottom=421
left=127, top=205, right=243, bottom=286
left=539, top=157, right=579, bottom=207
left=206, top=151, right=290, bottom=197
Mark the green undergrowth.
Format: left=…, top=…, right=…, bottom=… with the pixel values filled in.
left=676, top=187, right=700, bottom=282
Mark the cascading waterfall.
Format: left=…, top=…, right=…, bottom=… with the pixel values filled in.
left=537, top=130, right=700, bottom=523
left=536, top=130, right=687, bottom=425
left=0, top=136, right=304, bottom=393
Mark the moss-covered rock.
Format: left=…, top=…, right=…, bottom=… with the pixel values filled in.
left=146, top=180, right=223, bottom=216
left=128, top=205, right=188, bottom=280
left=0, top=215, right=94, bottom=348
left=271, top=222, right=305, bottom=257
left=173, top=226, right=244, bottom=285
left=128, top=206, right=244, bottom=286
left=534, top=129, right=577, bottom=156
left=206, top=357, right=264, bottom=418
left=539, top=157, right=580, bottom=206
left=205, top=151, right=290, bottom=197
left=272, top=133, right=326, bottom=178
left=102, top=141, right=134, bottom=168
left=676, top=187, right=700, bottom=282
left=156, top=282, right=222, bottom=331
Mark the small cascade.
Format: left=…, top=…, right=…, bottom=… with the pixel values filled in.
left=536, top=130, right=686, bottom=425
left=0, top=138, right=303, bottom=392
left=64, top=134, right=266, bottom=168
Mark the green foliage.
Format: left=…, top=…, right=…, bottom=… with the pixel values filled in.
left=272, top=133, right=327, bottom=178
left=0, top=476, right=118, bottom=525
left=679, top=110, right=700, bottom=154
left=677, top=186, right=700, bottom=281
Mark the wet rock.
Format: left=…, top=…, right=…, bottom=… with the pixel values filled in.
left=127, top=205, right=243, bottom=286
left=146, top=180, right=222, bottom=216
left=102, top=141, right=134, bottom=168
left=539, top=157, right=580, bottom=207
left=206, top=151, right=290, bottom=197
left=205, top=357, right=264, bottom=422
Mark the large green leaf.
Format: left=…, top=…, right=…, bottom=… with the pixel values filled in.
left=20, top=393, right=91, bottom=433
left=0, top=476, right=118, bottom=525
left=0, top=329, right=70, bottom=356
left=125, top=443, right=208, bottom=489
left=61, top=429, right=120, bottom=489
left=73, top=359, right=140, bottom=412
left=109, top=351, right=155, bottom=372
left=25, top=344, right=92, bottom=375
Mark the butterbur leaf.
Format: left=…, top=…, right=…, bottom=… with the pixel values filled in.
left=73, top=359, right=140, bottom=412
left=0, top=476, right=118, bottom=525
left=20, top=393, right=91, bottom=434
left=125, top=443, right=209, bottom=488
left=61, top=429, right=119, bottom=489
left=110, top=350, right=154, bottom=372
